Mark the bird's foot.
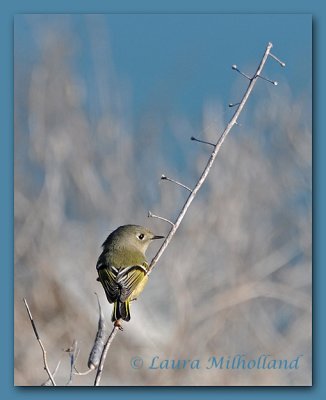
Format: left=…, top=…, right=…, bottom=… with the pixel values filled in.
left=114, top=319, right=123, bottom=331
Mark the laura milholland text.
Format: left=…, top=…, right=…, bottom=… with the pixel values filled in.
left=147, top=354, right=303, bottom=370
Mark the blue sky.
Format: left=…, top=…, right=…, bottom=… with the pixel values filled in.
left=15, top=14, right=311, bottom=130
left=103, top=14, right=311, bottom=113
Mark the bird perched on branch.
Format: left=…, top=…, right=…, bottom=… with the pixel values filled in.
left=96, top=225, right=164, bottom=329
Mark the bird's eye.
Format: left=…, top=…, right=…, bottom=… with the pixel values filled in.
left=138, top=233, right=145, bottom=240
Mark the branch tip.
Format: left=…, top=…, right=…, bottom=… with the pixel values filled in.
left=191, top=136, right=215, bottom=147
left=269, top=52, right=286, bottom=67
left=160, top=174, right=192, bottom=192
left=232, top=64, right=252, bottom=80
left=148, top=211, right=175, bottom=227
left=256, top=74, right=278, bottom=86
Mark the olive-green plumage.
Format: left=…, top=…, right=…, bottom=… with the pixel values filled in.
left=96, top=225, right=164, bottom=322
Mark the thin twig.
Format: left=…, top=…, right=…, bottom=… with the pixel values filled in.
left=269, top=52, right=286, bottom=67
left=148, top=42, right=274, bottom=275
left=94, top=326, right=119, bottom=386
left=66, top=339, right=79, bottom=385
left=23, top=298, right=56, bottom=386
left=161, top=174, right=192, bottom=192
left=74, top=366, right=94, bottom=376
left=232, top=64, right=252, bottom=80
left=148, top=211, right=175, bottom=227
left=256, top=74, right=278, bottom=85
left=191, top=136, right=215, bottom=146
left=41, top=359, right=62, bottom=386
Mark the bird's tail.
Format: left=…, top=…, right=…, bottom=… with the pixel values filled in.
left=112, top=299, right=131, bottom=322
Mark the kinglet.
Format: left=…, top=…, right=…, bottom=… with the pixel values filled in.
left=96, top=225, right=164, bottom=328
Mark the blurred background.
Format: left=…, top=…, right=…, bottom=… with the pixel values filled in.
left=14, top=14, right=311, bottom=386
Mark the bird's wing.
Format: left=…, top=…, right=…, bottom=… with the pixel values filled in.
left=97, top=265, right=120, bottom=303
left=117, top=264, right=148, bottom=302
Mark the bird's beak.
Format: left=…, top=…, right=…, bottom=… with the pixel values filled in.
left=152, top=235, right=165, bottom=240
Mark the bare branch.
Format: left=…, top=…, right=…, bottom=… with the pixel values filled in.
left=23, top=298, right=56, bottom=386
left=87, top=293, right=108, bottom=370
left=73, top=367, right=94, bottom=376
left=148, top=211, right=175, bottom=227
left=74, top=293, right=108, bottom=376
left=256, top=74, right=278, bottom=85
left=190, top=136, right=215, bottom=146
left=231, top=64, right=252, bottom=80
left=269, top=52, right=286, bottom=67
left=66, top=339, right=79, bottom=385
left=161, top=174, right=192, bottom=192
left=148, top=42, right=275, bottom=275
left=41, top=359, right=62, bottom=386
left=94, top=42, right=285, bottom=386
left=94, top=326, right=119, bottom=386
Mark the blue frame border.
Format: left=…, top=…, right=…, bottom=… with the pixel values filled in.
left=2, top=1, right=324, bottom=399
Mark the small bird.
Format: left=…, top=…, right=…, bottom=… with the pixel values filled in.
left=96, top=225, right=164, bottom=328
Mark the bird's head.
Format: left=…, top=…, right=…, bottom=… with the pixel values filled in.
left=104, top=224, right=164, bottom=255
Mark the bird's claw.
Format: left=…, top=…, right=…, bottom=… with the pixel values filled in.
left=114, top=319, right=123, bottom=331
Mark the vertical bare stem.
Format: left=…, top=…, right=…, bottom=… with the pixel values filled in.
left=23, top=298, right=56, bottom=386
left=94, top=326, right=119, bottom=386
